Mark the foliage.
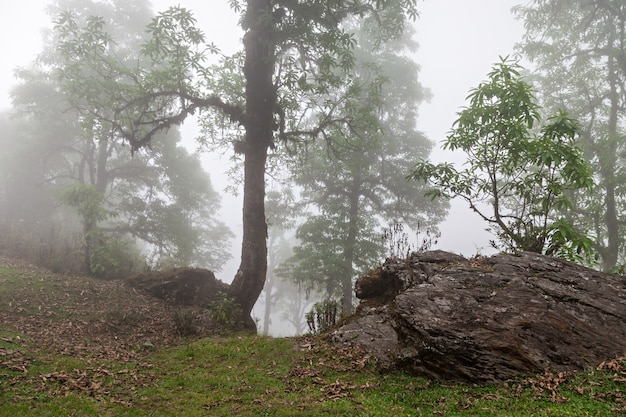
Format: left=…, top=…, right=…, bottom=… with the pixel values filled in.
left=305, top=299, right=339, bottom=335
left=59, top=183, right=114, bottom=226
left=0, top=112, right=83, bottom=273
left=513, top=0, right=626, bottom=270
left=50, top=0, right=421, bottom=324
left=278, top=24, right=447, bottom=313
left=410, top=58, right=594, bottom=259
left=207, top=293, right=242, bottom=330
left=3, top=0, right=232, bottom=275
left=87, top=234, right=144, bottom=279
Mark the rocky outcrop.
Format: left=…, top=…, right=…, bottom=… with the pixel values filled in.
left=126, top=267, right=229, bottom=308
left=333, top=250, right=626, bottom=382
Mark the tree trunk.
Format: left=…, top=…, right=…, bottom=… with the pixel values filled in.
left=228, top=0, right=276, bottom=330
left=262, top=277, right=273, bottom=335
left=341, top=173, right=362, bottom=315
left=601, top=52, right=620, bottom=271
left=262, top=233, right=278, bottom=336
left=83, top=133, right=110, bottom=275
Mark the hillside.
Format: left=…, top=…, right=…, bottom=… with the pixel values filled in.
left=1, top=254, right=625, bottom=416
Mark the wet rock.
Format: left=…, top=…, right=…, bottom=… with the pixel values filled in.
left=333, top=251, right=626, bottom=382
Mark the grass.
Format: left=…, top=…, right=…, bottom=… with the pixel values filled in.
left=1, top=335, right=625, bottom=416
left=1, top=255, right=625, bottom=416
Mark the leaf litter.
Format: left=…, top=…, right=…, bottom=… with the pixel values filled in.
left=0, top=255, right=209, bottom=405
left=1, top=254, right=625, bottom=413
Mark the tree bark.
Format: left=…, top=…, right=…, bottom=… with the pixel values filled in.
left=227, top=0, right=276, bottom=330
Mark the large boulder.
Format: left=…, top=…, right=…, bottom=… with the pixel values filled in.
left=333, top=250, right=626, bottom=382
left=126, top=267, right=229, bottom=308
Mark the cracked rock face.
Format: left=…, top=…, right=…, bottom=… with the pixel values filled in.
left=333, top=250, right=626, bottom=382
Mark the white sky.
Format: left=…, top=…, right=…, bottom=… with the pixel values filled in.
left=0, top=1, right=526, bottom=278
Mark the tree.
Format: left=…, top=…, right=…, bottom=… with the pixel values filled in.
left=258, top=189, right=299, bottom=336
left=53, top=0, right=419, bottom=328
left=410, top=58, right=594, bottom=259
left=513, top=0, right=626, bottom=270
left=3, top=0, right=232, bottom=276
left=278, top=24, right=447, bottom=314
left=0, top=113, right=63, bottom=265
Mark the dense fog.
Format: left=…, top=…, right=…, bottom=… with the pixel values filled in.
left=1, top=0, right=623, bottom=336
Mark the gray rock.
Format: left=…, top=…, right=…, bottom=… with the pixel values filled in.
left=333, top=251, right=626, bottom=382
left=332, top=307, right=398, bottom=369
left=126, top=267, right=229, bottom=308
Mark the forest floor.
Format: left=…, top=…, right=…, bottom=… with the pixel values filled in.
left=0, top=254, right=625, bottom=416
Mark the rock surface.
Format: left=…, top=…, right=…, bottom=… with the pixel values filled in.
left=126, top=267, right=229, bottom=308
left=333, top=250, right=626, bottom=382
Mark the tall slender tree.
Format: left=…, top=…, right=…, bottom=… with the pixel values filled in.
left=280, top=24, right=447, bottom=313
left=514, top=0, right=626, bottom=270
left=53, top=0, right=419, bottom=328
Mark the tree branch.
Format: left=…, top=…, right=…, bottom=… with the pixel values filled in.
left=110, top=91, right=245, bottom=151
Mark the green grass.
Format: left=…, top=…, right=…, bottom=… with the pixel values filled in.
left=1, top=335, right=624, bottom=416
left=1, top=257, right=625, bottom=416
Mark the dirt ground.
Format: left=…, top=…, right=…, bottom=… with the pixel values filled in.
left=0, top=255, right=212, bottom=362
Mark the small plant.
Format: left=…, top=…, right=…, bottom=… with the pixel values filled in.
left=416, top=224, right=440, bottom=253
left=382, top=222, right=414, bottom=258
left=207, top=293, right=242, bottom=329
left=305, top=299, right=339, bottom=335
left=89, top=234, right=144, bottom=279
left=172, top=309, right=198, bottom=336
left=382, top=222, right=440, bottom=259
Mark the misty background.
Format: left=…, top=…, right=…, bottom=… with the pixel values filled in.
left=0, top=0, right=525, bottom=334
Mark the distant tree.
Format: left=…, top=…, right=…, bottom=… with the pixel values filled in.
left=258, top=189, right=299, bottom=336
left=410, top=58, right=594, bottom=260
left=4, top=0, right=232, bottom=276
left=280, top=24, right=447, bottom=314
left=514, top=0, right=626, bottom=270
left=0, top=113, right=62, bottom=264
left=53, top=0, right=419, bottom=327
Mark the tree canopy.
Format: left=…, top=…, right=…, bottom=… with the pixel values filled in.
left=1, top=0, right=232, bottom=276
left=52, top=0, right=420, bottom=328
left=514, top=0, right=626, bottom=270
left=410, top=58, right=594, bottom=260
left=279, top=23, right=447, bottom=314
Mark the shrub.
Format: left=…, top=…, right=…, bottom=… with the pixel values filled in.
left=207, top=293, right=242, bottom=330
left=305, top=299, right=339, bottom=335
left=172, top=309, right=198, bottom=336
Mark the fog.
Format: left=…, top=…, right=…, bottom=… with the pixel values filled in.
left=0, top=1, right=525, bottom=334
left=159, top=0, right=526, bottom=276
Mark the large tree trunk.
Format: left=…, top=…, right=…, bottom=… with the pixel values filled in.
left=227, top=0, right=275, bottom=330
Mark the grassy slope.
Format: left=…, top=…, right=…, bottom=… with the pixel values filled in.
left=0, top=256, right=624, bottom=416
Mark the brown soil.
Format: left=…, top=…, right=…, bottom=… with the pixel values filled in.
left=0, top=255, right=212, bottom=362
